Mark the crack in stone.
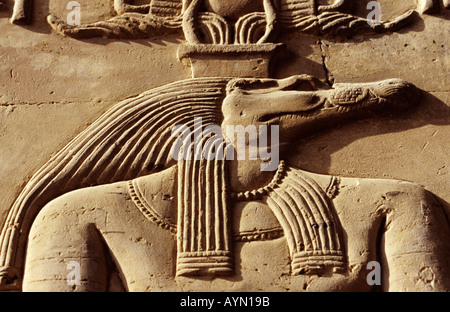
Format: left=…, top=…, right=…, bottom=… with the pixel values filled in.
left=0, top=101, right=89, bottom=107
left=318, top=39, right=335, bottom=87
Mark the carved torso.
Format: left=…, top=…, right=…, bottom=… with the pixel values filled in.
left=2, top=0, right=449, bottom=293
left=114, top=165, right=373, bottom=291
left=22, top=166, right=389, bottom=291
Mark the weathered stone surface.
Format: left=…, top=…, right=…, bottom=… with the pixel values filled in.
left=0, top=0, right=448, bottom=292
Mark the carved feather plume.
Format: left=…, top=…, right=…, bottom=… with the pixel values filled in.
left=47, top=0, right=184, bottom=39
left=278, top=0, right=418, bottom=38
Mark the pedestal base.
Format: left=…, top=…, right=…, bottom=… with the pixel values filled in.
left=178, top=43, right=286, bottom=78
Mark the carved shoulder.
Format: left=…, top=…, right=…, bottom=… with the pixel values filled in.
left=30, top=181, right=131, bottom=236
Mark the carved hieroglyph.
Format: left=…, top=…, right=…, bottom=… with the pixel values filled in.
left=0, top=0, right=449, bottom=292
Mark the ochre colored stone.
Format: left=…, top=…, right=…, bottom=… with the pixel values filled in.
left=0, top=0, right=449, bottom=292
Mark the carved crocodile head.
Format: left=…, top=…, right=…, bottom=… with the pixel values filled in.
left=220, top=74, right=421, bottom=190
left=222, top=75, right=421, bottom=145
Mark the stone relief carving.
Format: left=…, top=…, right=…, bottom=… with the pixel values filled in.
left=8, top=0, right=450, bottom=25
left=0, top=0, right=449, bottom=292
left=8, top=76, right=449, bottom=292
left=44, top=0, right=419, bottom=40
left=418, top=0, right=450, bottom=13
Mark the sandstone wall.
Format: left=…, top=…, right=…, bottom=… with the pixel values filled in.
left=0, top=0, right=448, bottom=291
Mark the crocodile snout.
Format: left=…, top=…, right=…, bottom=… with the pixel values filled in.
left=372, top=78, right=422, bottom=109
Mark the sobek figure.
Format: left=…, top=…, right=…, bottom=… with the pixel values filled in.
left=1, top=75, right=447, bottom=291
